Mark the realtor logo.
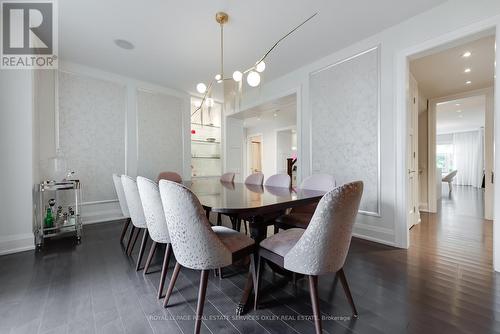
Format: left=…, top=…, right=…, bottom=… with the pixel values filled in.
left=1, top=0, right=58, bottom=69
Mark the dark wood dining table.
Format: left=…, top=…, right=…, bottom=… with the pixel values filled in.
left=183, top=177, right=326, bottom=314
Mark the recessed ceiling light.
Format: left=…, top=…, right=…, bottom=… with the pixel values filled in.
left=455, top=103, right=461, bottom=106
left=456, top=110, right=462, bottom=113
left=464, top=68, right=471, bottom=73
left=114, top=39, right=134, bottom=50
left=462, top=51, right=472, bottom=58
left=465, top=80, right=472, bottom=85
left=458, top=115, right=463, bottom=118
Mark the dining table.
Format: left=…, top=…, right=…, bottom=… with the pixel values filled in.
left=182, top=177, right=326, bottom=315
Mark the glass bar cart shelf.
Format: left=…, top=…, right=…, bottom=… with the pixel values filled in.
left=35, top=180, right=83, bottom=248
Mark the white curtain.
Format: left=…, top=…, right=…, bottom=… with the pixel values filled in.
left=452, top=129, right=484, bottom=187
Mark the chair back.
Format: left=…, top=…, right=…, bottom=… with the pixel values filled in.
left=300, top=174, right=336, bottom=192
left=159, top=180, right=232, bottom=270
left=293, top=174, right=336, bottom=214
left=284, top=181, right=363, bottom=275
left=121, top=175, right=147, bottom=228
left=137, top=176, right=170, bottom=244
left=442, top=170, right=458, bottom=182
left=157, top=171, right=182, bottom=183
left=244, top=172, right=264, bottom=185
left=112, top=174, right=129, bottom=218
left=220, top=172, right=235, bottom=183
left=264, top=174, right=291, bottom=188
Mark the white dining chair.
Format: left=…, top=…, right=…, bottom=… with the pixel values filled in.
left=121, top=175, right=149, bottom=271
left=245, top=172, right=264, bottom=185
left=264, top=173, right=291, bottom=188
left=112, top=174, right=132, bottom=247
left=159, top=180, right=256, bottom=334
left=137, top=176, right=173, bottom=299
left=255, top=181, right=363, bottom=334
left=442, top=170, right=458, bottom=194
left=274, top=174, right=336, bottom=233
left=220, top=172, right=235, bottom=183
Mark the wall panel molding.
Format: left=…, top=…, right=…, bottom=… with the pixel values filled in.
left=309, top=46, right=381, bottom=216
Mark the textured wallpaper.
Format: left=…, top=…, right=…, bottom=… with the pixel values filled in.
left=137, top=90, right=183, bottom=181
left=58, top=71, right=126, bottom=202
left=310, top=48, right=380, bottom=214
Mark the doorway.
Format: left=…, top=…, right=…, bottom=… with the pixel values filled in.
left=248, top=134, right=263, bottom=174
left=405, top=32, right=495, bottom=255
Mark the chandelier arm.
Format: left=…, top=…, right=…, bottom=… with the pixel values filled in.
left=256, top=12, right=317, bottom=65
left=191, top=80, right=215, bottom=117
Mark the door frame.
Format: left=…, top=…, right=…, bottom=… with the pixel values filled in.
left=395, top=17, right=500, bottom=272
left=275, top=125, right=297, bottom=175
left=246, top=133, right=263, bottom=176
left=427, top=88, right=494, bottom=216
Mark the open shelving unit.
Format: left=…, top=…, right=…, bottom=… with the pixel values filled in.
left=191, top=97, right=222, bottom=178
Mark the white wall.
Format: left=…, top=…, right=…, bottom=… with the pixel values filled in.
left=237, top=0, right=500, bottom=247
left=0, top=71, right=35, bottom=255
left=245, top=114, right=296, bottom=179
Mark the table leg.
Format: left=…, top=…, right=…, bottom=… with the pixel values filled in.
left=236, top=216, right=267, bottom=315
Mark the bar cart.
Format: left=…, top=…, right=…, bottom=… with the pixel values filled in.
left=35, top=180, right=83, bottom=248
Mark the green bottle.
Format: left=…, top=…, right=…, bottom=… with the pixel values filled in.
left=44, top=208, right=54, bottom=228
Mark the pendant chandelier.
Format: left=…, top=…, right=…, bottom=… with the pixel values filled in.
left=192, top=11, right=317, bottom=117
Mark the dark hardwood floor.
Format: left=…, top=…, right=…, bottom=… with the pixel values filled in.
left=1, top=185, right=498, bottom=334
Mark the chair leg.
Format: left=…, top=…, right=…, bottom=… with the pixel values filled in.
left=217, top=213, right=222, bottom=226
left=254, top=256, right=263, bottom=311
left=337, top=268, right=358, bottom=317
left=274, top=225, right=279, bottom=234
left=135, top=229, right=149, bottom=271
left=119, top=218, right=130, bottom=245
left=244, top=220, right=248, bottom=235
left=143, top=241, right=157, bottom=275
left=164, top=262, right=181, bottom=307
left=194, top=270, right=209, bottom=334
left=448, top=181, right=453, bottom=194
left=158, top=244, right=172, bottom=299
left=308, top=275, right=322, bottom=334
left=128, top=227, right=141, bottom=256
left=126, top=226, right=136, bottom=255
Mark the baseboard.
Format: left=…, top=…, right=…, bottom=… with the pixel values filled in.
left=352, top=223, right=396, bottom=247
left=0, top=233, right=35, bottom=256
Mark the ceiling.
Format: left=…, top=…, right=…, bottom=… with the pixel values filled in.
left=436, top=95, right=485, bottom=134
left=230, top=94, right=296, bottom=128
left=59, top=0, right=446, bottom=96
left=410, top=35, right=495, bottom=99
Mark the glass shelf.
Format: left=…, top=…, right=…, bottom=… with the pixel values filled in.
left=192, top=139, right=221, bottom=144
left=191, top=122, right=221, bottom=129
left=192, top=156, right=221, bottom=159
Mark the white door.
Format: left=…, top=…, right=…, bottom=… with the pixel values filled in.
left=408, top=74, right=420, bottom=229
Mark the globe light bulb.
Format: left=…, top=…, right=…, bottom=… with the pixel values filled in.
left=256, top=61, right=266, bottom=73
left=193, top=100, right=202, bottom=108
left=247, top=71, right=261, bottom=87
left=215, top=74, right=222, bottom=81
left=196, top=83, right=207, bottom=94
left=232, top=71, right=243, bottom=82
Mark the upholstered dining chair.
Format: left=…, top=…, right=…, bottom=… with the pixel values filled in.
left=264, top=173, right=291, bottom=188
left=255, top=181, right=363, bottom=334
left=217, top=172, right=236, bottom=226
left=220, top=172, right=235, bottom=183
left=121, top=175, right=150, bottom=271
left=112, top=174, right=131, bottom=247
left=159, top=180, right=256, bottom=334
left=156, top=171, right=182, bottom=183
left=274, top=174, right=336, bottom=233
left=137, top=176, right=173, bottom=299
left=245, top=172, right=264, bottom=185
left=442, top=170, right=458, bottom=195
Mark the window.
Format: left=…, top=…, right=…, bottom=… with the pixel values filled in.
left=436, top=144, right=454, bottom=173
